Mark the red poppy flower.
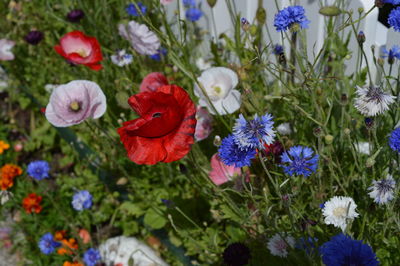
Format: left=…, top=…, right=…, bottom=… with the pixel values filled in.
left=54, top=30, right=103, bottom=70
left=22, top=193, right=42, bottom=214
left=117, top=85, right=196, bottom=165
left=140, top=72, right=169, bottom=92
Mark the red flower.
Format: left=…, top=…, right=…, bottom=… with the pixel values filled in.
left=22, top=193, right=42, bottom=214
left=54, top=31, right=103, bottom=71
left=117, top=85, right=196, bottom=165
left=140, top=72, right=169, bottom=92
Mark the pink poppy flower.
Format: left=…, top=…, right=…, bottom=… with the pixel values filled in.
left=160, top=0, right=174, bottom=5
left=45, top=80, right=107, bottom=127
left=0, top=39, right=15, bottom=61
left=139, top=72, right=168, bottom=92
left=195, top=106, right=212, bottom=141
left=209, top=154, right=241, bottom=185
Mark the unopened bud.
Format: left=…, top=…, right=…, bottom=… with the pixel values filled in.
left=116, top=177, right=128, bottom=185
left=377, top=58, right=385, bottom=67
left=325, top=135, right=334, bottom=145
left=357, top=31, right=366, bottom=45
left=319, top=6, right=341, bottom=17
left=256, top=7, right=266, bottom=24
left=358, top=7, right=364, bottom=14
left=207, top=0, right=217, bottom=8
left=344, top=128, right=351, bottom=135
left=313, top=127, right=323, bottom=137
left=366, top=157, right=375, bottom=168
left=340, top=93, right=348, bottom=105
left=365, top=118, right=374, bottom=130
left=241, top=17, right=250, bottom=31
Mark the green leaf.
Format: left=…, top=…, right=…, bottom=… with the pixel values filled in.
left=144, top=209, right=167, bottom=229
left=120, top=202, right=145, bottom=217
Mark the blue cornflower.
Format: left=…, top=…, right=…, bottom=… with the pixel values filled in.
left=382, top=45, right=400, bottom=63
left=218, top=135, right=256, bottom=168
left=183, top=0, right=196, bottom=7
left=389, top=127, right=400, bottom=153
left=384, top=0, right=400, bottom=5
left=388, top=7, right=400, bottom=31
left=295, top=237, right=318, bottom=255
left=273, top=44, right=284, bottom=55
left=27, top=160, right=50, bottom=180
left=72, top=190, right=93, bottom=211
left=280, top=146, right=319, bottom=177
left=38, top=233, right=61, bottom=255
left=274, top=6, right=310, bottom=32
left=149, top=47, right=167, bottom=61
left=83, top=248, right=101, bottom=266
left=126, top=2, right=147, bottom=16
left=320, top=234, right=379, bottom=266
left=186, top=8, right=202, bottom=22
left=233, top=113, right=276, bottom=149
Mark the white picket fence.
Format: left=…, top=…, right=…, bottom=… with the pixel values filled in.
left=165, top=0, right=400, bottom=82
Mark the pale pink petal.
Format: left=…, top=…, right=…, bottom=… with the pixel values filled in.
left=209, top=154, right=241, bottom=185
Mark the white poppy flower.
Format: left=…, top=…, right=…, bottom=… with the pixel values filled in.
left=99, top=236, right=168, bottom=266
left=0, top=39, right=15, bottom=61
left=194, top=67, right=241, bottom=115
left=322, top=196, right=359, bottom=232
left=118, top=21, right=160, bottom=55
left=45, top=80, right=107, bottom=127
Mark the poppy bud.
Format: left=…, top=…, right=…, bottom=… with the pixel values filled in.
left=325, top=135, right=334, bottom=145
left=319, top=6, right=341, bottom=17
left=256, top=7, right=266, bottom=24
left=207, top=0, right=217, bottom=8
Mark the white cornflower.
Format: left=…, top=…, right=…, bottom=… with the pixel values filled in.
left=194, top=67, right=241, bottom=115
left=322, top=196, right=359, bottom=232
left=354, top=141, right=370, bottom=155
left=267, top=233, right=295, bottom=258
left=277, top=122, right=292, bottom=135
left=354, top=85, right=395, bottom=116
left=118, top=21, right=160, bottom=55
left=111, top=50, right=133, bottom=67
left=368, top=175, right=396, bottom=205
left=0, top=39, right=15, bottom=61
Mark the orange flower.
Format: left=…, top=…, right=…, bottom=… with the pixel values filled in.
left=22, top=193, right=42, bottom=214
left=63, top=261, right=84, bottom=266
left=54, top=230, right=67, bottom=241
left=0, top=141, right=10, bottom=154
left=0, top=164, right=22, bottom=191
left=57, top=238, right=78, bottom=255
left=78, top=229, right=91, bottom=244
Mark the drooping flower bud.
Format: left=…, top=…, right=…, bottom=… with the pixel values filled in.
left=357, top=31, right=366, bottom=45
left=319, top=6, right=341, bottom=17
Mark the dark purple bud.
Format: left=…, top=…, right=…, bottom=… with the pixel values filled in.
left=365, top=117, right=374, bottom=130
left=161, top=199, right=175, bottom=208
left=67, top=9, right=85, bottom=23
left=24, top=30, right=44, bottom=45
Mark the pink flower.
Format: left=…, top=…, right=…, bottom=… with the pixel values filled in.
left=0, top=39, right=15, bottom=61
left=195, top=106, right=212, bottom=141
left=160, top=0, right=174, bottom=5
left=45, top=80, right=107, bottom=127
left=209, top=154, right=241, bottom=185
left=139, top=72, right=168, bottom=92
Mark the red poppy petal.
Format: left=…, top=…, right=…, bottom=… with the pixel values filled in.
left=86, top=63, right=103, bottom=71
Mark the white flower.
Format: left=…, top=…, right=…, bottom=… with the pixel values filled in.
left=267, top=233, right=295, bottom=258
left=111, top=49, right=133, bottom=67
left=354, top=85, right=395, bottom=116
left=99, top=236, right=168, bottom=266
left=0, top=39, right=15, bottom=61
left=118, top=21, right=160, bottom=55
left=196, top=57, right=212, bottom=70
left=322, top=196, right=359, bottom=232
left=194, top=67, right=241, bottom=115
left=354, top=141, right=370, bottom=155
left=44, top=84, right=59, bottom=93
left=45, top=80, right=107, bottom=127
left=368, top=175, right=396, bottom=205
left=277, top=122, right=292, bottom=135
left=0, top=191, right=12, bottom=205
